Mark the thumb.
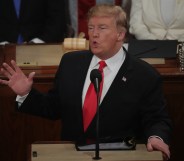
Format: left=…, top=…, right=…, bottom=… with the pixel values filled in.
left=147, top=142, right=154, bottom=152
left=28, top=72, right=35, bottom=81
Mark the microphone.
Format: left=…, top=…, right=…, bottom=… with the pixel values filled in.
left=90, top=69, right=102, bottom=160
left=90, top=69, right=102, bottom=93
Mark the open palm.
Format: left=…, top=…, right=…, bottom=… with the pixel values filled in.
left=0, top=60, right=35, bottom=96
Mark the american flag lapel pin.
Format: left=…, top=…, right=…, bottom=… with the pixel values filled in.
left=122, top=76, right=127, bottom=82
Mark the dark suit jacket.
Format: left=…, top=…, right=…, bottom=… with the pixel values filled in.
left=0, top=0, right=66, bottom=43
left=19, top=50, right=172, bottom=144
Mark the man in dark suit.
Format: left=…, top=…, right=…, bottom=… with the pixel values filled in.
left=0, top=0, right=66, bottom=44
left=0, top=4, right=172, bottom=160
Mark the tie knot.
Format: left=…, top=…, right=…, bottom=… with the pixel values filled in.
left=98, top=61, right=106, bottom=71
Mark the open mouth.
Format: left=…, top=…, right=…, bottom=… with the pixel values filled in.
left=91, top=41, right=99, bottom=47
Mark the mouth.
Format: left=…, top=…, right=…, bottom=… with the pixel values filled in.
left=90, top=40, right=99, bottom=48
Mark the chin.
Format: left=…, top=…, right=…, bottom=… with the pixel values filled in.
left=90, top=48, right=101, bottom=54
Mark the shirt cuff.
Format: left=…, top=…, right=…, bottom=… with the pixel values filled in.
left=148, top=135, right=163, bottom=142
left=16, top=94, right=29, bottom=107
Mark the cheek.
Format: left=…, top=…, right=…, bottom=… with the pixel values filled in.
left=104, top=32, right=118, bottom=40
left=104, top=35, right=118, bottom=45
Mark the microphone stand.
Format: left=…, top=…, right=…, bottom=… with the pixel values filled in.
left=93, top=79, right=101, bottom=160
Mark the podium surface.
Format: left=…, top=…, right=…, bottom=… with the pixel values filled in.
left=30, top=143, right=162, bottom=161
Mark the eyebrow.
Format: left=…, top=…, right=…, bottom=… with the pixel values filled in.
left=88, top=24, right=109, bottom=27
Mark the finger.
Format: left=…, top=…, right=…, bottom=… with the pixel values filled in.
left=162, top=152, right=170, bottom=161
left=157, top=142, right=170, bottom=159
left=1, top=68, right=12, bottom=79
left=11, top=60, right=22, bottom=73
left=162, top=148, right=170, bottom=160
left=28, top=72, right=36, bottom=81
left=0, top=79, right=9, bottom=85
left=2, top=62, right=15, bottom=75
left=146, top=142, right=153, bottom=152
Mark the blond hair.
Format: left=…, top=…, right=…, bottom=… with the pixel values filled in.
left=87, top=4, right=127, bottom=33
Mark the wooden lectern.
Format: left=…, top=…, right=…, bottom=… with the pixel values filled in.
left=29, top=143, right=162, bottom=161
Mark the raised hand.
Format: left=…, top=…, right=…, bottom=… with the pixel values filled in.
left=0, top=60, right=35, bottom=96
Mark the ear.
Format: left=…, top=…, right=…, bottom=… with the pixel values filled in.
left=117, top=32, right=126, bottom=41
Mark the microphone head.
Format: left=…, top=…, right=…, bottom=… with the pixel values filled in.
left=90, top=69, right=102, bottom=84
left=90, top=69, right=102, bottom=93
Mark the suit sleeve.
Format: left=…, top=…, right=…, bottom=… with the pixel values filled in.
left=140, top=74, right=172, bottom=144
left=17, top=56, right=66, bottom=120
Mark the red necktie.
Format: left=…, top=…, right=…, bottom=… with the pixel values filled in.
left=83, top=61, right=106, bottom=132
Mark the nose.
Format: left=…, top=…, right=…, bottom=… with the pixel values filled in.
left=92, top=28, right=99, bottom=37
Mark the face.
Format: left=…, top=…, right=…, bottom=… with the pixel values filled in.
left=88, top=16, right=125, bottom=59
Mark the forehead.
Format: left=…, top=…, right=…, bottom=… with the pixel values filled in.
left=88, top=16, right=116, bottom=26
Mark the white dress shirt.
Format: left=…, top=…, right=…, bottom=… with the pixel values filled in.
left=82, top=47, right=125, bottom=105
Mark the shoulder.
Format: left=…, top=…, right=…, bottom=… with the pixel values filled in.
left=62, top=50, right=92, bottom=59
left=127, top=54, right=161, bottom=79
left=58, top=50, right=93, bottom=67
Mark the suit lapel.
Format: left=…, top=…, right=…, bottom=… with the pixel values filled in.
left=61, top=51, right=93, bottom=135
left=72, top=51, right=93, bottom=124
left=100, top=53, right=133, bottom=111
left=75, top=51, right=93, bottom=99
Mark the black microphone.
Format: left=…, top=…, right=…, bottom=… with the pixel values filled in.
left=90, top=69, right=102, bottom=160
left=90, top=69, right=102, bottom=93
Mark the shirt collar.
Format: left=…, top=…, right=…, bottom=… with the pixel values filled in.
left=90, top=47, right=125, bottom=71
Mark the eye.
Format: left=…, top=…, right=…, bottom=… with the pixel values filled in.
left=99, top=26, right=107, bottom=30
left=88, top=26, right=94, bottom=31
